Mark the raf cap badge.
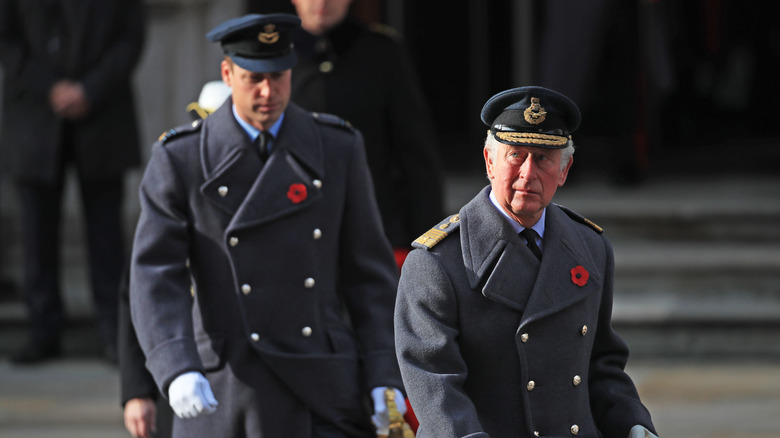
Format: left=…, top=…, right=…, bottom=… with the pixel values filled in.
left=523, top=97, right=547, bottom=125
left=258, top=24, right=279, bottom=44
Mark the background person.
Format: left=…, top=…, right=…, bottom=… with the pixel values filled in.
left=395, top=86, right=658, bottom=438
left=0, top=0, right=145, bottom=364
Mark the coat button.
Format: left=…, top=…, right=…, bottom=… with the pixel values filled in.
left=301, top=326, right=313, bottom=337
left=573, top=375, right=582, bottom=386
left=526, top=380, right=535, bottom=391
left=313, top=179, right=322, bottom=189
left=229, top=236, right=239, bottom=247
left=319, top=61, right=333, bottom=73
left=218, top=186, right=228, bottom=197
left=250, top=333, right=259, bottom=341
left=520, top=333, right=529, bottom=343
left=241, top=284, right=252, bottom=295
left=534, top=432, right=540, bottom=437
left=570, top=425, right=579, bottom=435
left=304, top=278, right=315, bottom=288
left=581, top=325, right=588, bottom=336
left=312, top=228, right=322, bottom=240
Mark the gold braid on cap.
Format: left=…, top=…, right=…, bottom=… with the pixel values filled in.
left=495, top=131, right=569, bottom=146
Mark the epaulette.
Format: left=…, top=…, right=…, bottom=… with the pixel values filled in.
left=412, top=214, right=460, bottom=250
left=157, top=119, right=203, bottom=143
left=555, top=204, right=603, bottom=234
left=368, top=23, right=400, bottom=40
left=312, top=112, right=355, bottom=133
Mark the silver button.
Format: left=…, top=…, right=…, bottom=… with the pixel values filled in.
left=313, top=179, right=322, bottom=189
left=581, top=325, right=588, bottom=336
left=526, top=380, right=535, bottom=391
left=571, top=425, right=579, bottom=435
left=191, top=120, right=199, bottom=127
left=229, top=237, right=239, bottom=247
left=304, top=278, right=315, bottom=288
left=573, top=375, right=582, bottom=386
left=319, top=61, right=333, bottom=73
left=241, top=284, right=252, bottom=295
left=250, top=333, right=259, bottom=341
left=520, top=333, right=529, bottom=343
left=301, top=326, right=313, bottom=337
left=218, top=186, right=229, bottom=197
left=534, top=432, right=540, bottom=437
left=312, top=228, right=322, bottom=240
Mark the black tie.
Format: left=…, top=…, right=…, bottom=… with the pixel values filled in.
left=255, top=131, right=270, bottom=161
left=520, top=228, right=542, bottom=261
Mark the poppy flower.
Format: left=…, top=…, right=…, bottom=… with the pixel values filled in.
left=570, top=265, right=589, bottom=287
left=287, top=183, right=307, bottom=204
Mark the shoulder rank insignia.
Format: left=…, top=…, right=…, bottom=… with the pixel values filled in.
left=413, top=214, right=460, bottom=250
left=368, top=23, right=399, bottom=39
left=312, top=112, right=355, bottom=133
left=157, top=120, right=202, bottom=144
left=555, top=204, right=603, bottom=234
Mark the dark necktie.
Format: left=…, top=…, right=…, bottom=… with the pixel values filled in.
left=255, top=131, right=270, bottom=161
left=520, top=228, right=542, bottom=261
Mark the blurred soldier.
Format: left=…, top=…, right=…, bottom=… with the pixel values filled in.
left=395, top=86, right=658, bottom=438
left=288, top=0, right=444, bottom=267
left=130, top=14, right=404, bottom=438
left=0, top=0, right=144, bottom=364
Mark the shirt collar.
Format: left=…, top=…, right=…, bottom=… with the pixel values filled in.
left=232, top=105, right=285, bottom=148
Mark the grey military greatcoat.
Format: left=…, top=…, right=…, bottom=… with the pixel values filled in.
left=130, top=100, right=402, bottom=438
left=395, top=186, right=655, bottom=438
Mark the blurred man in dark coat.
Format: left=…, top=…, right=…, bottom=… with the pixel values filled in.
left=0, top=0, right=144, bottom=363
left=288, top=0, right=444, bottom=264
left=395, top=86, right=658, bottom=438
left=130, top=14, right=404, bottom=438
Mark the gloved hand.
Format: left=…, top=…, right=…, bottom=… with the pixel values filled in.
left=168, top=371, right=218, bottom=419
left=370, top=387, right=406, bottom=435
left=628, top=424, right=658, bottom=438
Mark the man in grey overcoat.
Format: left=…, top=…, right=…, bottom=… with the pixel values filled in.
left=130, top=14, right=403, bottom=438
left=395, top=86, right=658, bottom=438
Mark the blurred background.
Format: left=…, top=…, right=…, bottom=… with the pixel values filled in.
left=1, top=0, right=779, bottom=437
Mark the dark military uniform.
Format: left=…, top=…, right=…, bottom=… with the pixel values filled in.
left=130, top=100, right=402, bottom=438
left=395, top=190, right=656, bottom=437
left=291, top=18, right=444, bottom=249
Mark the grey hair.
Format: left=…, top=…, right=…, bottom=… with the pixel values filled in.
left=484, top=132, right=575, bottom=172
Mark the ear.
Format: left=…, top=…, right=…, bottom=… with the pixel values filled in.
left=220, top=60, right=232, bottom=87
left=557, top=155, right=573, bottom=187
left=484, top=147, right=495, bottom=180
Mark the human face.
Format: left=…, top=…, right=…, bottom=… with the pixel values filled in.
left=485, top=142, right=573, bottom=227
left=221, top=59, right=291, bottom=131
left=291, top=0, right=353, bottom=35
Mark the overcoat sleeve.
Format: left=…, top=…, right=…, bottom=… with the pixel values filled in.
left=130, top=141, right=202, bottom=394
left=395, top=249, right=488, bottom=437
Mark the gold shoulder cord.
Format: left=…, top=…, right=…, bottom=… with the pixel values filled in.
left=378, top=388, right=415, bottom=438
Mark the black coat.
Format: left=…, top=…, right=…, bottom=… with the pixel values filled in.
left=0, top=0, right=143, bottom=181
left=130, top=101, right=402, bottom=438
left=291, top=19, right=443, bottom=248
left=395, top=187, right=656, bottom=438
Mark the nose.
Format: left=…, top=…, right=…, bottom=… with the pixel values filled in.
left=518, top=156, right=537, bottom=180
left=256, top=78, right=271, bottom=98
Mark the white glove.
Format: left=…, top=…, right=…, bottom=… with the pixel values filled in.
left=168, top=371, right=218, bottom=419
left=370, top=387, right=406, bottom=435
left=628, top=424, right=658, bottom=438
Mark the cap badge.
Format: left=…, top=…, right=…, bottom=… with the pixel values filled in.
left=258, top=24, right=280, bottom=44
left=523, top=97, right=547, bottom=125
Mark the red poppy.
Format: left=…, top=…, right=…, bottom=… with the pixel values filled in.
left=287, top=183, right=307, bottom=204
left=570, top=265, right=589, bottom=287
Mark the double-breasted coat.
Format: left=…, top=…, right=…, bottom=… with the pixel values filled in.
left=395, top=186, right=656, bottom=438
left=130, top=100, right=403, bottom=438
left=0, top=0, right=143, bottom=181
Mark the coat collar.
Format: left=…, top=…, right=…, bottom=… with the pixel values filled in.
left=459, top=187, right=602, bottom=321
left=199, top=101, right=325, bottom=230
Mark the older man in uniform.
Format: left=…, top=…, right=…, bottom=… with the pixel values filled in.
left=395, top=86, right=658, bottom=438
left=130, top=13, right=403, bottom=438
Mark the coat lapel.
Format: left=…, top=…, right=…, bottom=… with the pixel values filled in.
left=200, top=103, right=325, bottom=232
left=460, top=187, right=539, bottom=312
left=519, top=205, right=603, bottom=327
